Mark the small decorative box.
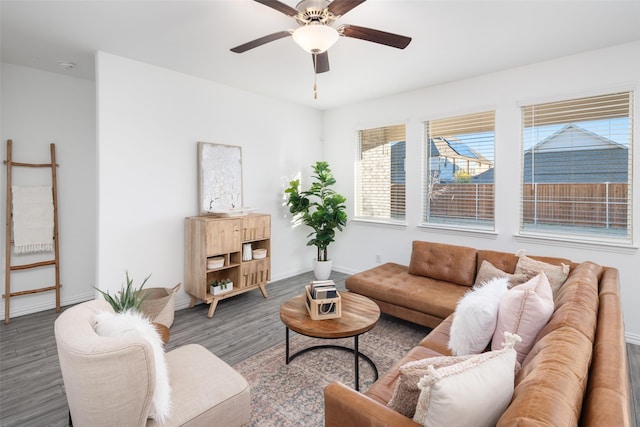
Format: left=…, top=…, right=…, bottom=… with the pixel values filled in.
left=252, top=248, right=267, bottom=259
left=207, top=257, right=224, bottom=269
left=304, top=285, right=341, bottom=320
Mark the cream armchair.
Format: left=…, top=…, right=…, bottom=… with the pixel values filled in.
left=54, top=300, right=250, bottom=426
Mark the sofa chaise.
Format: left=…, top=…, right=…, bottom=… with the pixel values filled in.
left=324, top=240, right=631, bottom=426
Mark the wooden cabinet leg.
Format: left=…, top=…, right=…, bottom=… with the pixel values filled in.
left=258, top=283, right=268, bottom=298
left=188, top=296, right=198, bottom=308
left=207, top=299, right=219, bottom=317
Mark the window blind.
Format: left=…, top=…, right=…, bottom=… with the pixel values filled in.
left=521, top=91, right=633, bottom=239
left=423, top=111, right=495, bottom=228
left=356, top=124, right=406, bottom=221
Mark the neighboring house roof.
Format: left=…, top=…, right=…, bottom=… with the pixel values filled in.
left=430, top=137, right=491, bottom=164
left=523, top=124, right=628, bottom=183
left=471, top=167, right=494, bottom=183
left=527, top=124, right=626, bottom=153
left=429, top=136, right=494, bottom=183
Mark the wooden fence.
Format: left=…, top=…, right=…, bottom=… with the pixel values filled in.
left=522, top=183, right=628, bottom=229
left=424, top=183, right=628, bottom=229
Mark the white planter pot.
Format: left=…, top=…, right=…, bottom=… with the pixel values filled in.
left=211, top=282, right=233, bottom=296
left=313, top=259, right=333, bottom=281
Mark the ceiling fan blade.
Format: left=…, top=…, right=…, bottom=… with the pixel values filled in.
left=230, top=31, right=292, bottom=53
left=327, top=0, right=366, bottom=17
left=340, top=24, right=411, bottom=49
left=253, top=0, right=298, bottom=17
left=312, top=51, right=330, bottom=73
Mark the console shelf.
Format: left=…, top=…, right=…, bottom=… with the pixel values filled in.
left=185, top=213, right=271, bottom=317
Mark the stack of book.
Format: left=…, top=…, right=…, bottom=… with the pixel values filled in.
left=309, top=280, right=338, bottom=299
left=304, top=280, right=342, bottom=320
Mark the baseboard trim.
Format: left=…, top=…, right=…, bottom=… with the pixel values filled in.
left=0, top=292, right=95, bottom=320
left=626, top=332, right=640, bottom=345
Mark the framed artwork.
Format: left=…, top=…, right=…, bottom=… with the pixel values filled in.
left=198, top=142, right=243, bottom=215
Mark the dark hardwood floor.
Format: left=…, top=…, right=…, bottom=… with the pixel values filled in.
left=1, top=271, right=638, bottom=426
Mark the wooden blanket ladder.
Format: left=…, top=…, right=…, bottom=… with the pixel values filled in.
left=4, top=139, right=61, bottom=324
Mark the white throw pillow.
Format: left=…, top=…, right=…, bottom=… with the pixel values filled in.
left=448, top=277, right=509, bottom=356
left=414, top=333, right=521, bottom=427
left=94, top=309, right=171, bottom=423
left=491, top=272, right=554, bottom=363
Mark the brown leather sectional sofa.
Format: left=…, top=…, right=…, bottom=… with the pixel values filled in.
left=324, top=240, right=632, bottom=426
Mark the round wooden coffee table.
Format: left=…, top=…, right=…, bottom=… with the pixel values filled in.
left=279, top=291, right=380, bottom=391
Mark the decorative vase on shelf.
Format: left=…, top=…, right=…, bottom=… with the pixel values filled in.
left=313, top=259, right=333, bottom=281
left=242, top=243, right=252, bottom=261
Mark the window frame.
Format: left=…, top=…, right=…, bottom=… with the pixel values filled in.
left=421, top=110, right=496, bottom=231
left=354, top=124, right=407, bottom=224
left=518, top=90, right=634, bottom=244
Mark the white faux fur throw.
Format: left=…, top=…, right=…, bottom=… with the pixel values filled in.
left=11, top=185, right=54, bottom=254
left=94, top=309, right=171, bottom=423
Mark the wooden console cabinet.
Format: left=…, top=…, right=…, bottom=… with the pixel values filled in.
left=185, top=214, right=271, bottom=317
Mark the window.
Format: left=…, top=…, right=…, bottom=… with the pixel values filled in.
left=356, top=125, right=406, bottom=221
left=423, top=111, right=495, bottom=228
left=521, top=91, right=633, bottom=240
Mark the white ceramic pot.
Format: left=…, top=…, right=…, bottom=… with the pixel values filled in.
left=313, top=259, right=333, bottom=281
left=211, top=282, right=233, bottom=296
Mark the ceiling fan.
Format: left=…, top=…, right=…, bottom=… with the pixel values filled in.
left=230, top=0, right=412, bottom=76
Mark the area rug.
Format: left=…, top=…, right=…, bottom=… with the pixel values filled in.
left=233, top=315, right=429, bottom=426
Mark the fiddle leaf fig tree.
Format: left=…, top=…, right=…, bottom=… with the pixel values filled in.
left=285, top=161, right=347, bottom=262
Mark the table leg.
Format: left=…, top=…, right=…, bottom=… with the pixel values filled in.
left=284, top=330, right=379, bottom=390
left=354, top=335, right=360, bottom=391
left=285, top=327, right=290, bottom=364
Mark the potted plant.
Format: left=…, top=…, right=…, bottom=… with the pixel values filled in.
left=284, top=161, right=347, bottom=280
left=94, top=271, right=151, bottom=313
left=210, top=278, right=233, bottom=296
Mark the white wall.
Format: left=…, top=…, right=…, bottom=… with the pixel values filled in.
left=95, top=52, right=322, bottom=309
left=1, top=63, right=96, bottom=319
left=323, top=41, right=640, bottom=343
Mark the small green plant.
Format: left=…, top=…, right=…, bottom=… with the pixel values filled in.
left=210, top=278, right=232, bottom=290
left=94, top=271, right=151, bottom=313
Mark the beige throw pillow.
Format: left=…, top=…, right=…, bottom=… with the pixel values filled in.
left=474, top=260, right=529, bottom=288
left=387, top=354, right=475, bottom=418
left=514, top=249, right=570, bottom=296
left=413, top=333, right=521, bottom=427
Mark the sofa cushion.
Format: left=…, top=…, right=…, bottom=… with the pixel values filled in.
left=448, top=277, right=509, bottom=356
left=491, top=273, right=554, bottom=363
left=149, top=344, right=251, bottom=427
left=408, top=241, right=477, bottom=286
left=346, top=262, right=468, bottom=321
left=413, top=334, right=519, bottom=427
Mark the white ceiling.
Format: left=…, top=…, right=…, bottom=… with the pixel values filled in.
left=2, top=0, right=640, bottom=110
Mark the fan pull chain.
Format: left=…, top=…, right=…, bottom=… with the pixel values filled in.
left=313, top=50, right=318, bottom=99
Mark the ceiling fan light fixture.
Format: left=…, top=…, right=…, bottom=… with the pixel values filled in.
left=292, top=24, right=339, bottom=53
